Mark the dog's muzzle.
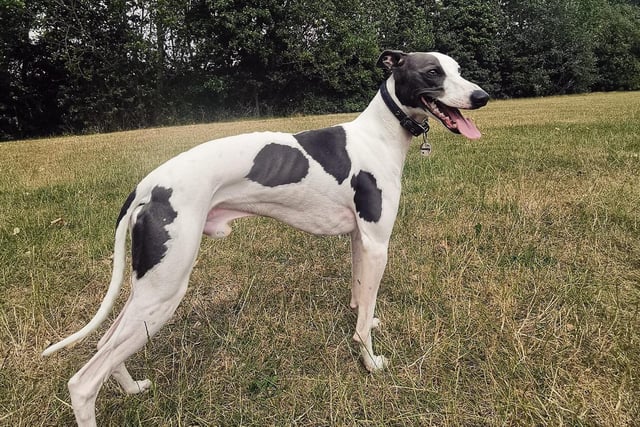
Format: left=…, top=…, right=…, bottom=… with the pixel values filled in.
left=420, top=91, right=488, bottom=140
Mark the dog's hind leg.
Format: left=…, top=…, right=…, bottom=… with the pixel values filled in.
left=95, top=299, right=152, bottom=395
left=68, top=279, right=190, bottom=426
left=68, top=260, right=198, bottom=425
left=68, top=210, right=203, bottom=426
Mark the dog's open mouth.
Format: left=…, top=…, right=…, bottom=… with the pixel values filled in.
left=421, top=96, right=481, bottom=140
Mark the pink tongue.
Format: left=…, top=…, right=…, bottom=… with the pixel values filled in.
left=448, top=108, right=482, bottom=140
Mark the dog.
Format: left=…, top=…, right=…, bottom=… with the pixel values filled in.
left=43, top=50, right=489, bottom=426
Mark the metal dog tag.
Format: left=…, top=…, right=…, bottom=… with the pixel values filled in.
left=420, top=141, right=432, bottom=156
left=419, top=131, right=432, bottom=157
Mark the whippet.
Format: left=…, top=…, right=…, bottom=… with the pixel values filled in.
left=43, top=50, right=489, bottom=426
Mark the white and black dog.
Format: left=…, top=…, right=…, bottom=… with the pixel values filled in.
left=43, top=50, right=489, bottom=426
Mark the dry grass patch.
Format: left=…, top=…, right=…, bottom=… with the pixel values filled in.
left=1, top=92, right=639, bottom=425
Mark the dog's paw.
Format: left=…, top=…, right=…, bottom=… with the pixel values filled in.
left=136, top=379, right=153, bottom=393
left=364, top=354, right=389, bottom=372
left=124, top=379, right=152, bottom=395
left=372, top=318, right=382, bottom=329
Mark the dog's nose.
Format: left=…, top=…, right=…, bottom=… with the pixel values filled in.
left=470, top=90, right=489, bottom=109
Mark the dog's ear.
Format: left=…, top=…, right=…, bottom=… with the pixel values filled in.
left=376, top=50, right=407, bottom=70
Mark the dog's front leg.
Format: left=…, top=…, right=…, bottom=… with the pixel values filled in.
left=350, top=228, right=389, bottom=372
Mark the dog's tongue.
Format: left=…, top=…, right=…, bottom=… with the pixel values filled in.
left=448, top=107, right=482, bottom=140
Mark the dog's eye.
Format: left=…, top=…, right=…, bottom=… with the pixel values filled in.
left=425, top=69, right=439, bottom=77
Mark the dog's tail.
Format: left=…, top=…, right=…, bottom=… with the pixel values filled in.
left=42, top=190, right=137, bottom=356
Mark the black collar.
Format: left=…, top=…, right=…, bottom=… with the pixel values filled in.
left=379, top=80, right=429, bottom=137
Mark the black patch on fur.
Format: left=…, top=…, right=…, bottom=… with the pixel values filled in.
left=116, top=189, right=136, bottom=228
left=350, top=171, right=382, bottom=222
left=391, top=53, right=446, bottom=109
left=294, top=126, right=351, bottom=184
left=246, top=143, right=309, bottom=187
left=131, top=186, right=178, bottom=279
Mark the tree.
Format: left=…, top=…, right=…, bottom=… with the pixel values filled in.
left=38, top=0, right=159, bottom=132
left=1, top=0, right=640, bottom=140
left=0, top=0, right=66, bottom=139
left=497, top=0, right=598, bottom=97
left=171, top=0, right=382, bottom=117
left=592, top=2, right=640, bottom=91
left=433, top=0, right=502, bottom=96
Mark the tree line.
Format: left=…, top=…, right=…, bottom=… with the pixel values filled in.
left=1, top=0, right=639, bottom=141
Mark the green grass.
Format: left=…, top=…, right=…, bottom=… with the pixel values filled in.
left=1, top=93, right=639, bottom=426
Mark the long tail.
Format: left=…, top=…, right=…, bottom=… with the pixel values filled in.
left=42, top=193, right=136, bottom=356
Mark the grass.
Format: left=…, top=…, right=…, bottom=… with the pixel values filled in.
left=1, top=92, right=639, bottom=426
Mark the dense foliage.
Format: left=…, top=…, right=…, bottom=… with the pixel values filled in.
left=1, top=0, right=639, bottom=140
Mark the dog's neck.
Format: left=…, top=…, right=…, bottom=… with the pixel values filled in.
left=344, top=76, right=429, bottom=177
left=352, top=75, right=428, bottom=148
left=379, top=80, right=429, bottom=137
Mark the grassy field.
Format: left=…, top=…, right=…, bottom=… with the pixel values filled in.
left=1, top=92, right=639, bottom=426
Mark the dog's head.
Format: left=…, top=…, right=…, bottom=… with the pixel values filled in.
left=377, top=50, right=489, bottom=139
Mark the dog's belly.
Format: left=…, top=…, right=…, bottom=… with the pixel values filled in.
left=210, top=196, right=357, bottom=237
left=251, top=201, right=357, bottom=236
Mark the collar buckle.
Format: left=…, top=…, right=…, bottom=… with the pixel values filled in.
left=380, top=81, right=430, bottom=137
left=400, top=117, right=429, bottom=137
